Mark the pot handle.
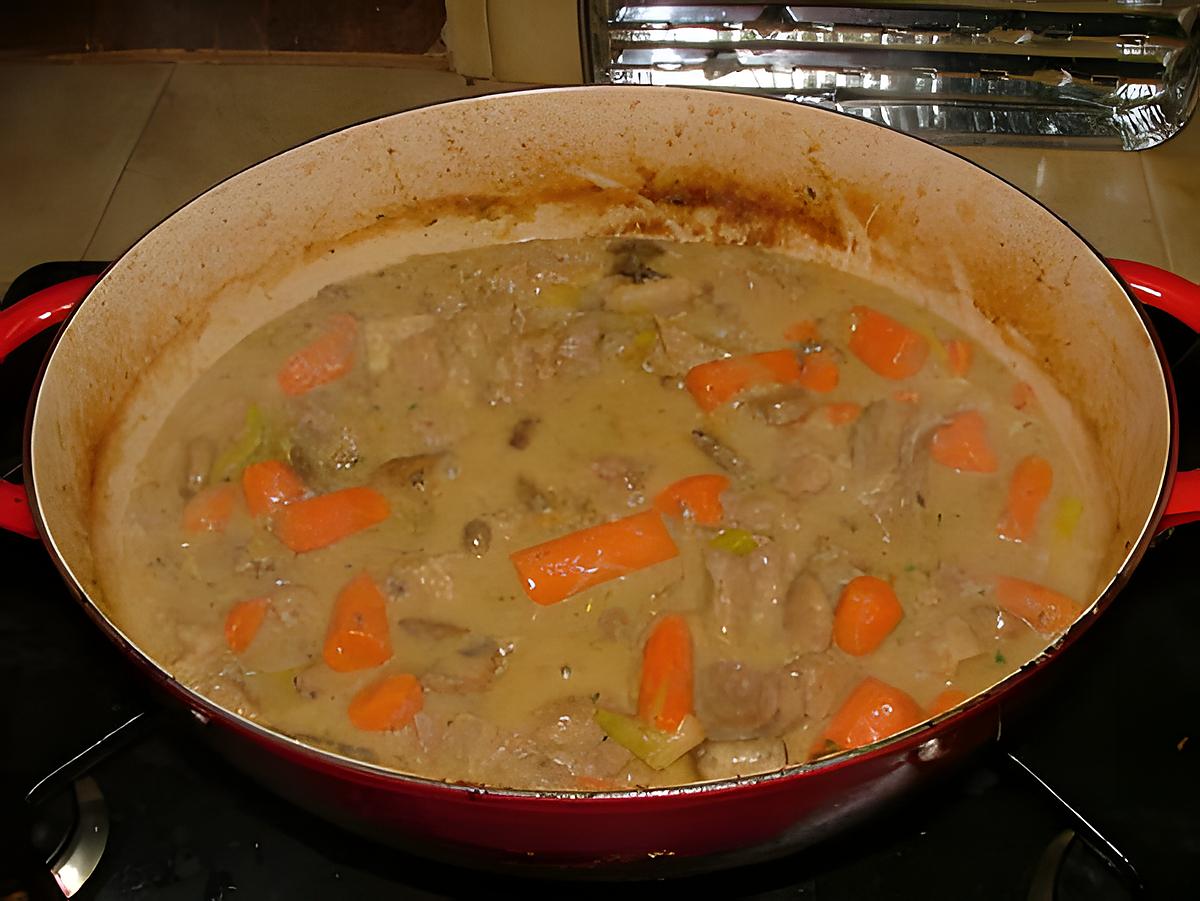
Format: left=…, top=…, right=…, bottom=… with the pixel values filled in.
left=0, top=275, right=100, bottom=539
left=1108, top=259, right=1200, bottom=532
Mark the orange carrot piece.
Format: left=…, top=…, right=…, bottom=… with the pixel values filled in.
left=928, top=688, right=969, bottom=717
left=995, top=576, right=1081, bottom=635
left=653, top=474, right=730, bottom=526
left=798, top=350, right=839, bottom=393
left=1012, top=381, right=1035, bottom=410
left=683, top=350, right=803, bottom=412
left=323, top=573, right=393, bottom=672
left=930, top=410, right=998, bottom=473
left=997, top=455, right=1054, bottom=542
left=945, top=339, right=973, bottom=377
left=348, top=673, right=423, bottom=731
left=833, top=575, right=904, bottom=656
left=510, top=510, right=679, bottom=606
left=825, top=402, right=863, bottom=425
left=241, top=459, right=307, bottom=518
left=892, top=389, right=920, bottom=404
left=785, top=320, right=819, bottom=343
left=272, top=487, right=389, bottom=553
left=823, top=677, right=924, bottom=751
left=575, top=775, right=616, bottom=791
left=848, top=306, right=930, bottom=380
left=224, top=596, right=270, bottom=653
left=637, top=614, right=694, bottom=732
left=182, top=484, right=236, bottom=533
left=277, top=313, right=358, bottom=397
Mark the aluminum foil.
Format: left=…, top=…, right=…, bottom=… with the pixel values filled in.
left=584, top=2, right=1200, bottom=149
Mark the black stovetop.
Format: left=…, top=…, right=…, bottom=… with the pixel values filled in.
left=2, top=263, right=1198, bottom=900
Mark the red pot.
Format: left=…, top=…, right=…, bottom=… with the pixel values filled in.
left=2, top=87, right=1198, bottom=872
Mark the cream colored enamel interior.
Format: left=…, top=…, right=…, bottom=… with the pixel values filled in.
left=32, top=87, right=1165, bottom=672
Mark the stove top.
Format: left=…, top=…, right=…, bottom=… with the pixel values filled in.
left=3, top=263, right=1197, bottom=900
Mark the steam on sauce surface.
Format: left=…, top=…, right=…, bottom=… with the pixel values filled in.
left=109, top=238, right=1109, bottom=790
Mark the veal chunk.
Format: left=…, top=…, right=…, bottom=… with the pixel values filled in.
left=695, top=660, right=781, bottom=741
left=703, top=542, right=794, bottom=642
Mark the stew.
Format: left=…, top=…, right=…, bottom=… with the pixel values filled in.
left=102, top=238, right=1111, bottom=791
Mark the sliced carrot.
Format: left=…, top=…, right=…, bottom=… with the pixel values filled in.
left=272, top=487, right=390, bottom=553
left=575, top=775, right=616, bottom=791
left=348, top=673, right=423, bottom=731
left=510, top=510, right=679, bottom=606
left=1012, top=381, right=1035, bottom=410
left=277, top=313, right=358, bottom=397
left=997, top=455, right=1054, bottom=542
left=241, top=459, right=307, bottom=518
left=833, top=575, right=904, bottom=656
left=892, top=389, right=920, bottom=404
left=683, top=350, right=803, bottom=412
left=995, top=576, right=1081, bottom=635
left=637, top=614, right=694, bottom=732
left=785, top=320, right=819, bottom=343
left=823, top=677, right=924, bottom=751
left=797, top=350, right=839, bottom=393
left=945, top=339, right=973, bottom=377
left=224, top=596, right=270, bottom=653
left=930, top=410, right=998, bottom=473
left=824, top=402, right=863, bottom=425
left=928, top=688, right=969, bottom=717
left=324, top=572, right=392, bottom=672
left=653, top=474, right=730, bottom=526
left=182, top=484, right=237, bottom=533
left=848, top=306, right=930, bottom=380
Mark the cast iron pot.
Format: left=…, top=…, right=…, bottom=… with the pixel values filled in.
left=2, top=87, right=1199, bottom=873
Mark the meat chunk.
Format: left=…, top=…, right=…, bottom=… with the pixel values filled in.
left=555, top=315, right=603, bottom=375
left=288, top=407, right=363, bottom=488
left=655, top=316, right=726, bottom=373
left=368, top=454, right=441, bottom=533
left=925, top=615, right=986, bottom=675
left=605, top=278, right=697, bottom=316
left=783, top=572, right=833, bottom=655
left=748, top=389, right=812, bottom=427
left=384, top=554, right=458, bottom=607
left=720, top=490, right=787, bottom=533
left=362, top=313, right=438, bottom=375
left=591, top=455, right=648, bottom=508
left=435, top=713, right=503, bottom=782
left=488, top=329, right=560, bottom=404
left=851, top=400, right=914, bottom=498
left=965, top=603, right=1026, bottom=641
left=704, top=541, right=794, bottom=641
left=695, top=660, right=781, bottom=741
left=777, top=451, right=833, bottom=499
left=236, top=584, right=323, bottom=674
left=491, top=697, right=634, bottom=788
left=422, top=638, right=508, bottom=694
left=695, top=738, right=787, bottom=781
left=783, top=651, right=859, bottom=723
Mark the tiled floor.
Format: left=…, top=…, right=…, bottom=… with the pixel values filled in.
left=1, top=60, right=1197, bottom=298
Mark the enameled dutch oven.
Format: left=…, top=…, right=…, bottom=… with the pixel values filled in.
left=2, top=87, right=1200, bottom=873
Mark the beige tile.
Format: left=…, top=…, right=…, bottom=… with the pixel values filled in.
left=0, top=63, right=171, bottom=284
left=86, top=65, right=521, bottom=260
left=955, top=144, right=1170, bottom=271
left=1142, top=116, right=1200, bottom=284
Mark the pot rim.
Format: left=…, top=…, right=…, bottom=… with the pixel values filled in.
left=20, top=84, right=1177, bottom=802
